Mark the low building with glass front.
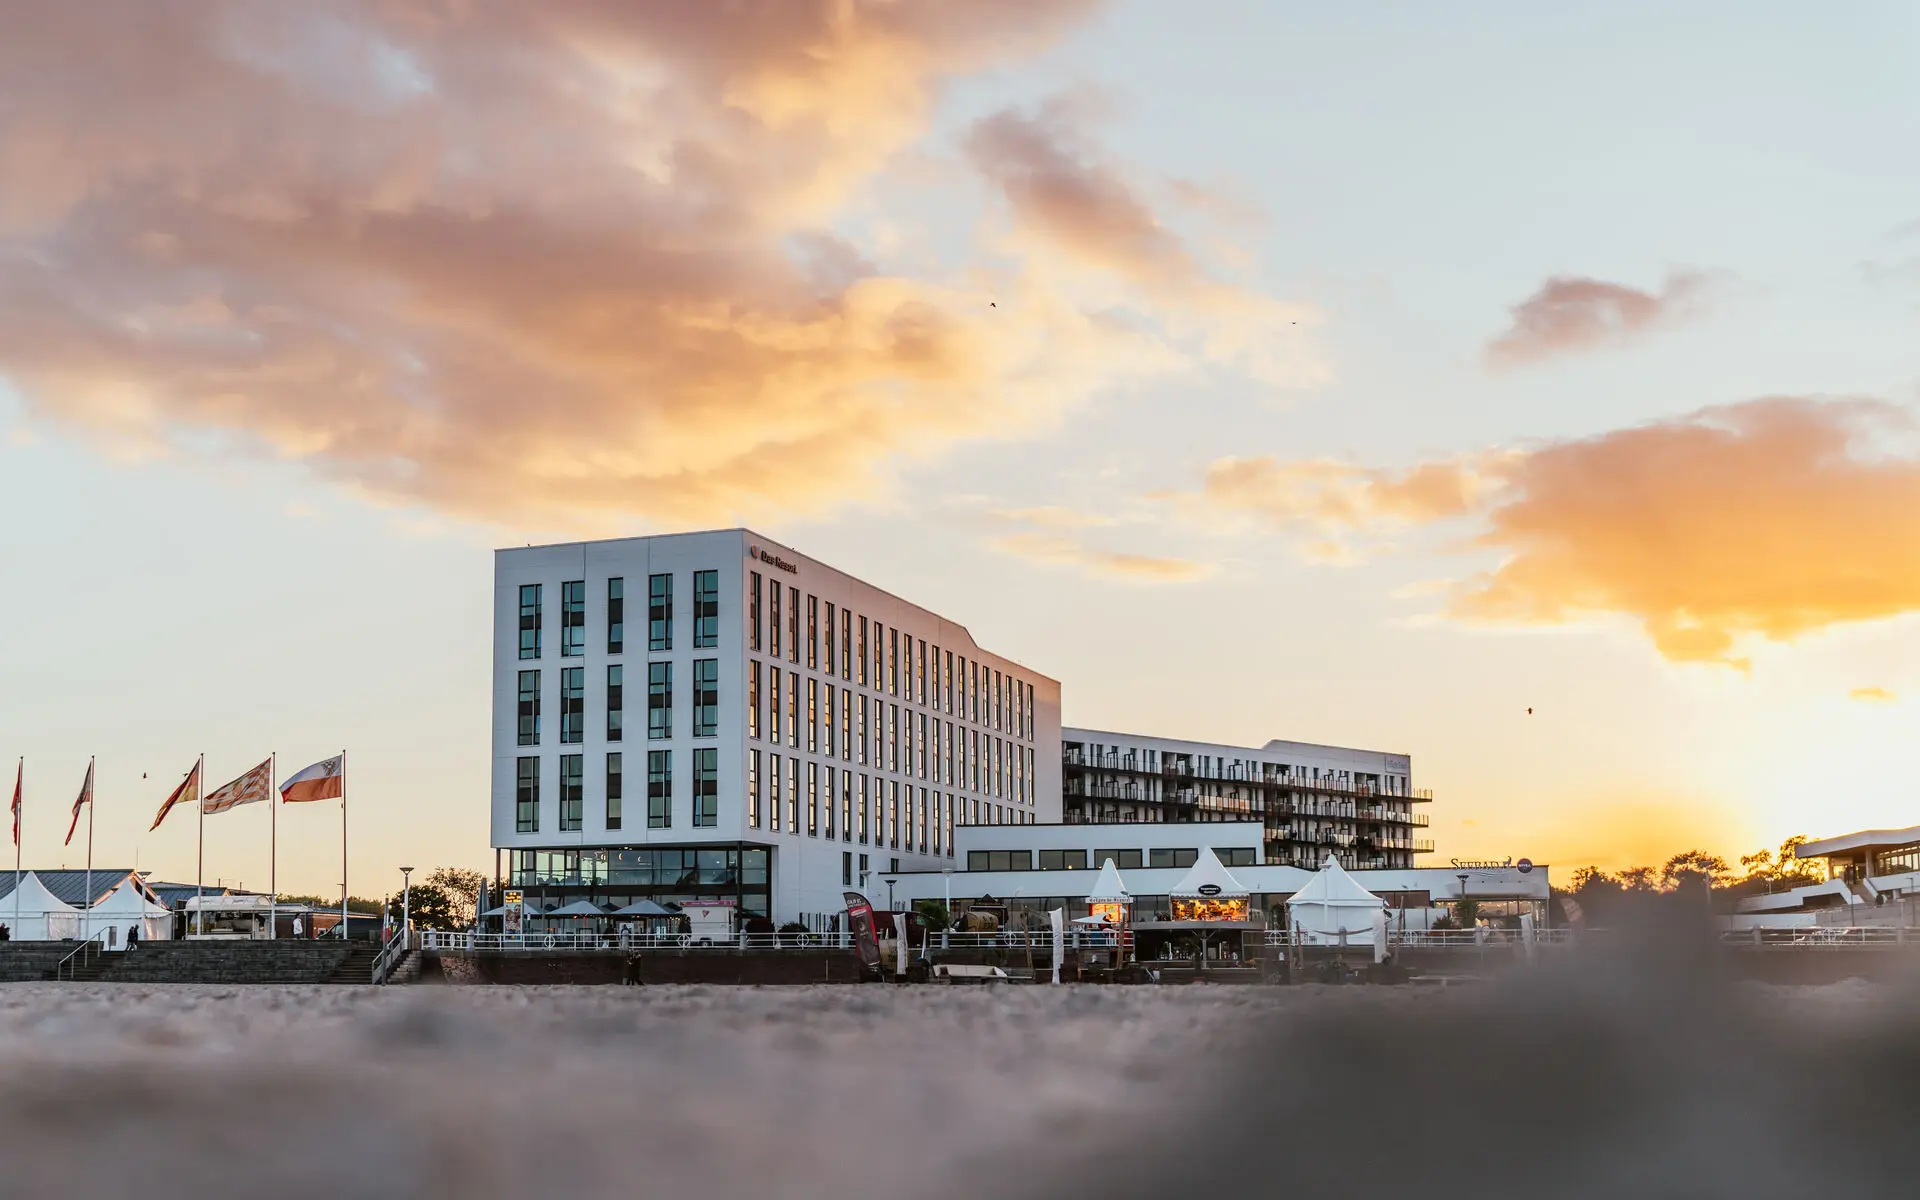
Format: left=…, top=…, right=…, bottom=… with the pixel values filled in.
left=491, top=529, right=1062, bottom=930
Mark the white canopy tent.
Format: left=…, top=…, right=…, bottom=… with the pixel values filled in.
left=0, top=873, right=82, bottom=941
left=1287, top=853, right=1385, bottom=943
left=85, top=876, right=174, bottom=945
left=1086, top=859, right=1132, bottom=905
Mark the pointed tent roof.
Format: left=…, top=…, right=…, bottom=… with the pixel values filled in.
left=1087, top=858, right=1132, bottom=903
left=545, top=900, right=610, bottom=917
left=0, top=871, right=80, bottom=914
left=1168, top=847, right=1249, bottom=898
left=611, top=898, right=677, bottom=917
left=1288, top=853, right=1383, bottom=908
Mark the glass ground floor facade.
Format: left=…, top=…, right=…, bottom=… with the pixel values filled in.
left=505, top=843, right=773, bottom=921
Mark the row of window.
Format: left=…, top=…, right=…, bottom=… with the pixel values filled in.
left=519, top=572, right=719, bottom=661
left=749, top=572, right=1037, bottom=742
left=964, top=847, right=1258, bottom=873
left=742, top=750, right=1033, bottom=857
left=512, top=847, right=770, bottom=889
left=747, top=660, right=1035, bottom=804
left=517, top=661, right=717, bottom=745
left=514, top=750, right=717, bottom=833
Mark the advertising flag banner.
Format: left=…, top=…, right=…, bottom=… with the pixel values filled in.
left=204, top=758, right=272, bottom=815
left=151, top=760, right=202, bottom=831
left=844, top=890, right=880, bottom=971
left=9, top=760, right=19, bottom=847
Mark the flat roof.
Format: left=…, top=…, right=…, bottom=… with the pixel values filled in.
left=1797, top=826, right=1920, bottom=858
left=1064, top=726, right=1409, bottom=764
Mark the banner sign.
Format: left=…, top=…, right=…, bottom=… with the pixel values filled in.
left=844, top=890, right=880, bottom=971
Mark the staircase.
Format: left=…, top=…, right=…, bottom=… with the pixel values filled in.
left=327, top=942, right=382, bottom=984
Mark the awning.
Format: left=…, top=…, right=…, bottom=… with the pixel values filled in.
left=611, top=899, right=678, bottom=917
left=544, top=900, right=610, bottom=918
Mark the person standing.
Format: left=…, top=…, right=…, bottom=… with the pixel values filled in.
left=292, top=914, right=304, bottom=940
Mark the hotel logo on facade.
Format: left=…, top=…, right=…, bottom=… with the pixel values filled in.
left=749, top=545, right=799, bottom=575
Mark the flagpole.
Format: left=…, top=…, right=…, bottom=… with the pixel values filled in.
left=12, top=758, right=20, bottom=941
left=84, top=756, right=94, bottom=946
left=270, top=752, right=278, bottom=941
left=339, top=750, right=348, bottom=941
left=195, top=753, right=205, bottom=938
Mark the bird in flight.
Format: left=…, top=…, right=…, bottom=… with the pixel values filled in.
left=1526, top=707, right=1533, bottom=715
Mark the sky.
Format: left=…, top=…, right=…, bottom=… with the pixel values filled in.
left=2, top=1, right=1918, bottom=898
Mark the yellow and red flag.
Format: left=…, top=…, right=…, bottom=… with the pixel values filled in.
left=150, top=760, right=201, bottom=831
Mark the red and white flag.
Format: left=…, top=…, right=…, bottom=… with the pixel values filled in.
left=280, top=755, right=344, bottom=804
left=9, top=759, right=19, bottom=848
left=204, top=758, right=272, bottom=815
left=64, top=759, right=93, bottom=846
left=150, top=760, right=201, bottom=831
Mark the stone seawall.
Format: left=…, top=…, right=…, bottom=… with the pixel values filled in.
left=426, top=948, right=867, bottom=985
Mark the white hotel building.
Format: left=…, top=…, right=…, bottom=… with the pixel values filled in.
left=491, top=530, right=1061, bottom=928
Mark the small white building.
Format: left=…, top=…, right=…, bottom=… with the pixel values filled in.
left=0, top=869, right=175, bottom=943
left=0, top=873, right=80, bottom=941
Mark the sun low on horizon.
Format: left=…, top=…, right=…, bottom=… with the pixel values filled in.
left=2, top=1, right=1918, bottom=897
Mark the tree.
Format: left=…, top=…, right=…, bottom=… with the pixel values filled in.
left=387, top=882, right=459, bottom=931
left=1454, top=896, right=1481, bottom=928
left=1660, top=850, right=1732, bottom=893
left=278, top=894, right=383, bottom=914
left=425, top=866, right=486, bottom=928
left=1616, top=866, right=1658, bottom=893
left=914, top=899, right=951, bottom=932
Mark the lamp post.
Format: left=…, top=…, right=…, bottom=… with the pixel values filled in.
left=400, top=866, right=414, bottom=945
left=941, top=866, right=954, bottom=950
left=1457, top=872, right=1470, bottom=934
left=882, top=876, right=896, bottom=913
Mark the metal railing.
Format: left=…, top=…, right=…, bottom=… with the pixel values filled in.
left=1259, top=927, right=1576, bottom=948
left=371, top=928, right=409, bottom=983
left=1720, top=927, right=1918, bottom=948
left=419, top=928, right=1138, bottom=954
left=52, top=938, right=104, bottom=980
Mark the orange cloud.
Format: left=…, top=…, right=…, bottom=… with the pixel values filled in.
left=1197, top=398, right=1920, bottom=667
left=2, top=1, right=1334, bottom=530
left=1484, top=272, right=1707, bottom=370
left=989, top=530, right=1214, bottom=583
left=1850, top=686, right=1897, bottom=703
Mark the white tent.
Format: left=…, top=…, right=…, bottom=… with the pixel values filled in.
left=85, top=876, right=174, bottom=945
left=0, top=872, right=82, bottom=941
left=1287, top=853, right=1385, bottom=943
left=1087, top=859, right=1132, bottom=905
left=1168, top=847, right=1249, bottom=899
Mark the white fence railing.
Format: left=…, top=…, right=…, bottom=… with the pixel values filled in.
left=1719, top=926, right=1916, bottom=948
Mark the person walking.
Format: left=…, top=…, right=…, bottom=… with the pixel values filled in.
left=292, top=914, right=304, bottom=939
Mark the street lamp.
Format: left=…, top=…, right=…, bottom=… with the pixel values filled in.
left=881, top=876, right=896, bottom=912
left=400, top=866, right=414, bottom=943
left=1457, top=872, right=1470, bottom=932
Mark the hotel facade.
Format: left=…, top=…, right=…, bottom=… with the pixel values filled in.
left=491, top=530, right=1061, bottom=929
left=1062, top=729, right=1433, bottom=870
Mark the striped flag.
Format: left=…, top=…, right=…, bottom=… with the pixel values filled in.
left=150, top=760, right=201, bottom=831
left=64, top=759, right=93, bottom=846
left=9, top=760, right=19, bottom=848
left=280, top=754, right=344, bottom=804
left=204, top=758, right=272, bottom=816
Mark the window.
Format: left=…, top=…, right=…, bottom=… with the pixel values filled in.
left=841, top=610, right=852, bottom=681
left=943, top=649, right=953, bottom=713
left=515, top=757, right=539, bottom=832
left=561, top=580, right=585, bottom=657
left=919, top=787, right=929, bottom=854
left=786, top=757, right=799, bottom=833
left=807, top=762, right=818, bottom=837
left=606, top=753, right=623, bottom=830
left=840, top=688, right=852, bottom=761
left=518, top=584, right=541, bottom=660
left=807, top=677, right=818, bottom=753
left=858, top=853, right=870, bottom=886
left=887, top=704, right=897, bottom=772
left=649, top=573, right=672, bottom=651
left=786, top=670, right=799, bottom=748
left=768, top=753, right=781, bottom=832
left=749, top=750, right=761, bottom=829
left=806, top=595, right=818, bottom=668
left=560, top=667, right=584, bottom=744
left=769, top=583, right=781, bottom=659
left=843, top=851, right=853, bottom=888
left=916, top=639, right=926, bottom=705
left=750, top=572, right=763, bottom=652
left=693, top=570, right=718, bottom=648
left=648, top=662, right=672, bottom=739
left=824, top=602, right=835, bottom=675
left=1149, top=848, right=1199, bottom=869
left=857, top=696, right=868, bottom=766
left=607, top=665, right=623, bottom=742
left=840, top=770, right=852, bottom=843
left=1038, top=849, right=1087, bottom=871
left=748, top=661, right=761, bottom=739
left=1221, top=848, right=1258, bottom=868
left=1095, top=849, right=1144, bottom=871
left=559, top=754, right=583, bottom=831
left=693, top=748, right=718, bottom=827
left=824, top=685, right=836, bottom=758
left=604, top=577, right=624, bottom=655
left=786, top=587, right=799, bottom=663
left=888, top=628, right=898, bottom=695
left=945, top=793, right=954, bottom=858
left=887, top=779, right=899, bottom=849
left=769, top=669, right=782, bottom=744
left=967, top=850, right=1031, bottom=872
left=858, top=617, right=868, bottom=686
left=693, top=659, right=718, bottom=737
left=648, top=750, right=672, bottom=828
left=517, top=670, right=540, bottom=746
